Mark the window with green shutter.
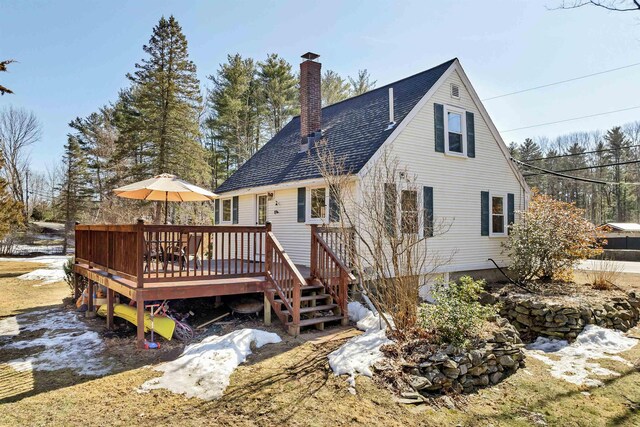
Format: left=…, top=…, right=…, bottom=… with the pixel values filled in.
left=423, top=186, right=433, bottom=237
left=297, top=187, right=306, bottom=223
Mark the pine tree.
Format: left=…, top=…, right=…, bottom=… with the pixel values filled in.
left=0, top=149, right=23, bottom=240
left=206, top=54, right=262, bottom=172
left=60, top=136, right=92, bottom=252
left=348, top=69, right=376, bottom=96
left=127, top=15, right=209, bottom=186
left=258, top=54, right=299, bottom=138
left=0, top=59, right=15, bottom=95
left=605, top=126, right=629, bottom=221
left=321, top=70, right=350, bottom=106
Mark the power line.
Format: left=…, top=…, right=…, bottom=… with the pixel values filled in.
left=525, top=144, right=640, bottom=162
left=482, top=61, right=640, bottom=101
left=522, top=159, right=640, bottom=177
left=501, top=105, right=640, bottom=133
left=512, top=158, right=640, bottom=185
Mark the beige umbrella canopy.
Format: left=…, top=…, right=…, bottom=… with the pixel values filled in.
left=113, top=174, right=217, bottom=224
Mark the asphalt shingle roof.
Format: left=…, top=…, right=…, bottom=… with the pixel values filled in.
left=215, top=58, right=456, bottom=194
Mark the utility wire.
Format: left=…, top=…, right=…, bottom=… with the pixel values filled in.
left=522, top=159, right=640, bottom=177
left=501, top=105, right=640, bottom=133
left=482, top=61, right=640, bottom=101
left=525, top=144, right=640, bottom=162
left=512, top=158, right=640, bottom=185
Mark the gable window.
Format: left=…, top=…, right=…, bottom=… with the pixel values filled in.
left=221, top=198, right=232, bottom=223
left=256, top=194, right=267, bottom=225
left=491, top=194, right=506, bottom=236
left=401, top=190, right=418, bottom=234
left=307, top=186, right=328, bottom=223
left=444, top=105, right=467, bottom=156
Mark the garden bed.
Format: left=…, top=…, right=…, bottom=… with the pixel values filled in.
left=484, top=282, right=640, bottom=342
left=373, top=317, right=525, bottom=397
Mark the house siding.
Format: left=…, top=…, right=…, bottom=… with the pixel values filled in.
left=372, top=69, right=526, bottom=272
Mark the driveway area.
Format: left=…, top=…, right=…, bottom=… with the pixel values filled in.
left=576, top=259, right=640, bottom=274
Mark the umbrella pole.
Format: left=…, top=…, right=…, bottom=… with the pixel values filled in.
left=164, top=191, right=168, bottom=225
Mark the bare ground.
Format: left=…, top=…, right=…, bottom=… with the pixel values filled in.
left=0, top=260, right=639, bottom=426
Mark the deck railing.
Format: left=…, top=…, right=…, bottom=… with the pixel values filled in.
left=75, top=221, right=269, bottom=287
left=310, top=225, right=356, bottom=321
left=316, top=225, right=356, bottom=268
left=265, top=230, right=304, bottom=332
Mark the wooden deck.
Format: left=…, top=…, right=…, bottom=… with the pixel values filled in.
left=73, top=222, right=353, bottom=347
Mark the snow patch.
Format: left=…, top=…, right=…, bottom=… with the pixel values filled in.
left=328, top=302, right=392, bottom=387
left=526, top=325, right=637, bottom=386
left=139, top=328, right=281, bottom=400
left=17, top=268, right=66, bottom=284
left=0, top=309, right=114, bottom=375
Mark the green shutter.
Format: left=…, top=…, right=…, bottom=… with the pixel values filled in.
left=384, top=183, right=397, bottom=236
left=423, top=186, right=433, bottom=237
left=329, top=185, right=340, bottom=222
left=214, top=199, right=220, bottom=224
left=481, top=191, right=489, bottom=236
left=297, top=187, right=306, bottom=223
left=466, top=111, right=475, bottom=158
left=232, top=196, right=239, bottom=224
left=434, top=103, right=444, bottom=153
left=507, top=193, right=515, bottom=233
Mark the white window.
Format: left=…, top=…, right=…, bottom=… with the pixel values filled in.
left=221, top=198, right=232, bottom=224
left=400, top=190, right=418, bottom=234
left=444, top=105, right=466, bottom=156
left=256, top=194, right=267, bottom=225
left=490, top=194, right=506, bottom=236
left=307, top=186, right=328, bottom=224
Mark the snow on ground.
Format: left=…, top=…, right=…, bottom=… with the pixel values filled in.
left=526, top=325, right=638, bottom=387
left=0, top=309, right=115, bottom=375
left=0, top=255, right=69, bottom=284
left=328, top=302, right=392, bottom=388
left=139, top=328, right=281, bottom=400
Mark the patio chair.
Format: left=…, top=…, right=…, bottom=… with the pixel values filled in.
left=170, top=234, right=203, bottom=269
left=143, top=241, right=164, bottom=273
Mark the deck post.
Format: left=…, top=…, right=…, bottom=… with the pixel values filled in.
left=86, top=280, right=94, bottom=317
left=310, top=224, right=317, bottom=278
left=263, top=293, right=271, bottom=326
left=136, top=219, right=145, bottom=289
left=73, top=272, right=80, bottom=300
left=264, top=222, right=272, bottom=274
left=106, top=288, right=115, bottom=330
left=136, top=295, right=145, bottom=348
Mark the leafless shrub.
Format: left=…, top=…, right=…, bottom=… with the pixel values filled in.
left=587, top=258, right=624, bottom=290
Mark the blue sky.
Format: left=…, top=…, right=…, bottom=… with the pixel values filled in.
left=2, top=0, right=640, bottom=172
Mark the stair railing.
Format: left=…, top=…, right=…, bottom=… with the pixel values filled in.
left=265, top=224, right=305, bottom=334
left=310, top=225, right=356, bottom=321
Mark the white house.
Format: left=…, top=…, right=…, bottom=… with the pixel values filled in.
left=214, top=53, right=529, bottom=280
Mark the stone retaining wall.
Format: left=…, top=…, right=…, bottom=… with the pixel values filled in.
left=387, top=318, right=525, bottom=395
left=494, top=292, right=640, bottom=341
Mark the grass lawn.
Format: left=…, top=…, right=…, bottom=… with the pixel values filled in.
left=0, top=260, right=639, bottom=426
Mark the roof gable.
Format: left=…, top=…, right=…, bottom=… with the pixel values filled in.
left=215, top=58, right=456, bottom=194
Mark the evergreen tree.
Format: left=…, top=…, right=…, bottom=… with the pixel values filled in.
left=604, top=126, right=629, bottom=221
left=0, top=149, right=23, bottom=240
left=126, top=15, right=209, bottom=185
left=321, top=70, right=350, bottom=106
left=258, top=54, right=299, bottom=138
left=60, top=136, right=92, bottom=252
left=348, top=69, right=376, bottom=96
left=206, top=54, right=262, bottom=172
left=0, top=59, right=15, bottom=95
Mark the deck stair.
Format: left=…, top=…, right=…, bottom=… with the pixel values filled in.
left=267, top=280, right=346, bottom=332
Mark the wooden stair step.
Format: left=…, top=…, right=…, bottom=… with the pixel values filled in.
left=301, top=284, right=325, bottom=292
left=274, top=293, right=330, bottom=304
left=287, top=315, right=345, bottom=328
left=282, top=304, right=337, bottom=315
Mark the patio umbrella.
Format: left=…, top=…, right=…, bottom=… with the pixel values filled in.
left=113, top=173, right=217, bottom=224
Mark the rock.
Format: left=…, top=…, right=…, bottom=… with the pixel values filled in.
left=516, top=314, right=533, bottom=326
left=430, top=352, right=449, bottom=363
left=515, top=305, right=530, bottom=315
left=440, top=395, right=457, bottom=409
left=469, top=350, right=483, bottom=366
left=468, top=365, right=487, bottom=376
left=443, top=368, right=461, bottom=378
left=499, top=355, right=516, bottom=367
left=490, top=371, right=503, bottom=384
left=459, top=363, right=468, bottom=376
left=492, top=331, right=509, bottom=343
left=554, top=314, right=568, bottom=324
left=409, top=375, right=432, bottom=390
left=442, top=358, right=458, bottom=369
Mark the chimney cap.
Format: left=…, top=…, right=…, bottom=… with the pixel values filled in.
left=301, top=52, right=320, bottom=61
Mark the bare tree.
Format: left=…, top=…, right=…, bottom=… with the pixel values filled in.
left=554, top=0, right=640, bottom=11
left=314, top=144, right=452, bottom=336
left=0, top=106, right=41, bottom=212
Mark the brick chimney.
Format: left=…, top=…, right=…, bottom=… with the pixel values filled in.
left=299, top=52, right=321, bottom=150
